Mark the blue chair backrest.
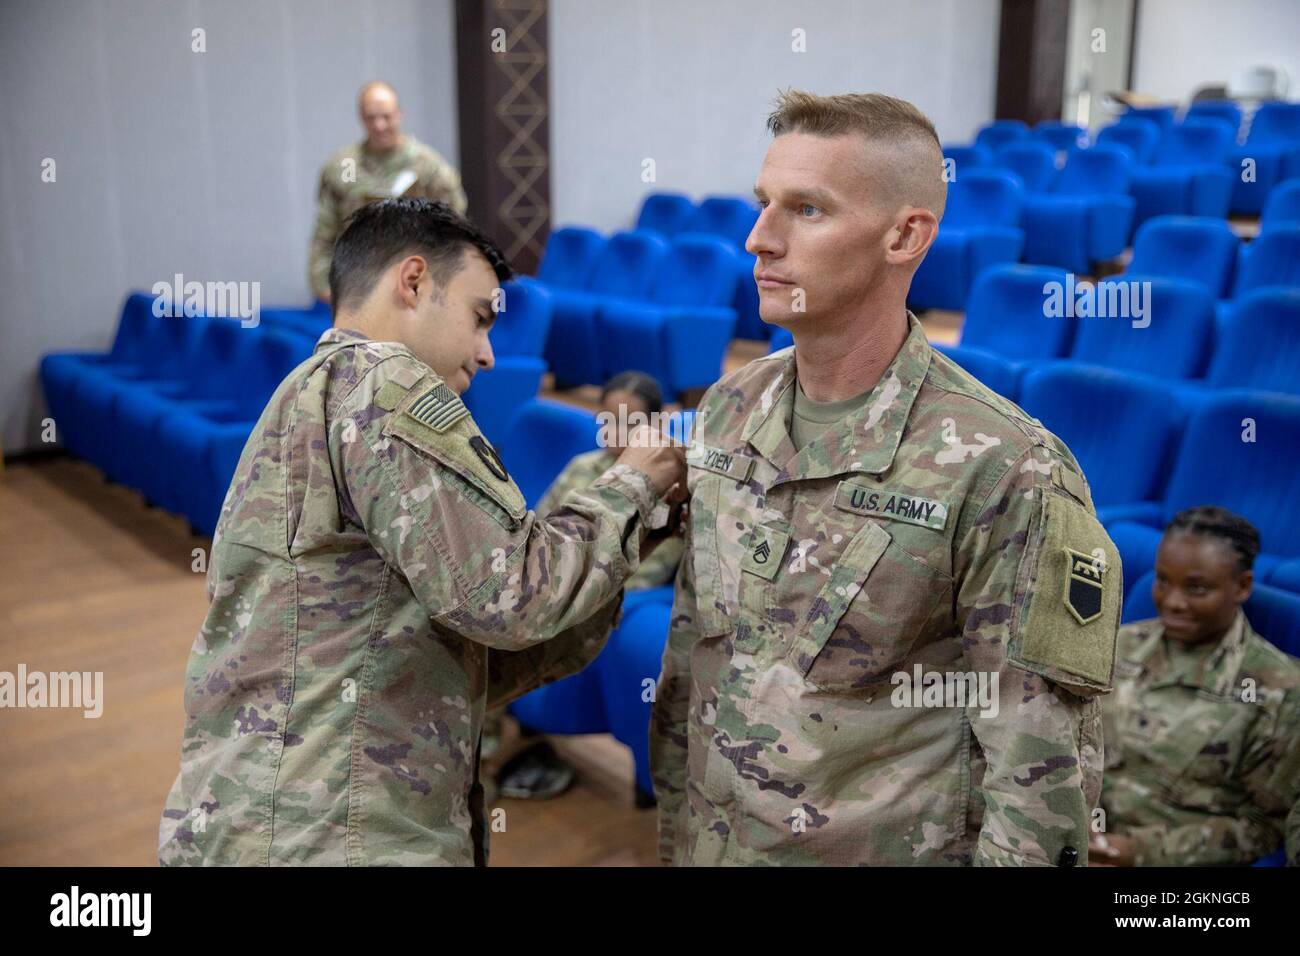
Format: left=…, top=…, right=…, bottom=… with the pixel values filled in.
left=1053, top=143, right=1133, bottom=196
left=1247, top=102, right=1300, bottom=146
left=769, top=326, right=794, bottom=353
left=1262, top=179, right=1300, bottom=230
left=490, top=278, right=553, bottom=358
left=961, top=264, right=1075, bottom=359
left=1185, top=100, right=1243, bottom=137
left=1019, top=365, right=1184, bottom=506
left=635, top=192, right=697, bottom=237
left=1233, top=226, right=1300, bottom=297
left=995, top=141, right=1057, bottom=192
left=943, top=144, right=993, bottom=176
left=649, top=235, right=739, bottom=307
left=1069, top=275, right=1215, bottom=379
left=1208, top=289, right=1300, bottom=394
left=1125, top=571, right=1300, bottom=654
left=1123, top=105, right=1177, bottom=132
left=974, top=119, right=1029, bottom=153
left=1154, top=118, right=1235, bottom=167
left=1128, top=216, right=1240, bottom=297
left=237, top=329, right=311, bottom=417
left=110, top=292, right=161, bottom=365
left=943, top=169, right=1024, bottom=228
left=1034, top=121, right=1088, bottom=152
left=587, top=229, right=669, bottom=298
left=500, top=399, right=601, bottom=508
left=1162, top=389, right=1300, bottom=556
left=537, top=227, right=606, bottom=290
left=681, top=196, right=759, bottom=248
left=190, top=317, right=258, bottom=399
left=1097, top=119, right=1161, bottom=164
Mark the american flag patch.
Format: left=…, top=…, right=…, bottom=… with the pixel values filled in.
left=405, top=382, right=469, bottom=432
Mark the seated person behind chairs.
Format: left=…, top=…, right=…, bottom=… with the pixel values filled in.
left=1090, top=507, right=1300, bottom=867
left=495, top=372, right=685, bottom=800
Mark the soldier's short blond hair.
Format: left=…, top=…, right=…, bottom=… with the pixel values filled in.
left=766, top=90, right=947, bottom=219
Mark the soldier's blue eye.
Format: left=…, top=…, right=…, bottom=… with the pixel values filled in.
left=801, top=204, right=818, bottom=217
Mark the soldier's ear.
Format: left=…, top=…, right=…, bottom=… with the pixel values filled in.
left=395, top=255, right=427, bottom=309
left=884, top=207, right=938, bottom=267
left=1234, top=568, right=1254, bottom=605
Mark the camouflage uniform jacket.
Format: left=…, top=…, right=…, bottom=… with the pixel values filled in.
left=651, top=312, right=1123, bottom=866
left=1100, top=611, right=1300, bottom=865
left=538, top=449, right=684, bottom=590
left=159, top=328, right=663, bottom=866
left=309, top=136, right=468, bottom=298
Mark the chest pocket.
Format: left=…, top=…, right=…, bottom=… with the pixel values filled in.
left=786, top=518, right=952, bottom=694
left=1128, top=690, right=1254, bottom=811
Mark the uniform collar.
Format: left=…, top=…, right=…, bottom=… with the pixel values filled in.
left=741, top=311, right=931, bottom=484
left=314, top=327, right=368, bottom=352
left=1133, top=609, right=1253, bottom=695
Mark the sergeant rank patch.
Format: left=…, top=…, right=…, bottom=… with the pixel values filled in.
left=1063, top=547, right=1105, bottom=625
left=405, top=382, right=469, bottom=432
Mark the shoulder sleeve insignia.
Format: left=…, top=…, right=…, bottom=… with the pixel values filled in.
left=405, top=382, right=469, bottom=433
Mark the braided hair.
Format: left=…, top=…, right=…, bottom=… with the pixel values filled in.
left=1166, top=506, right=1261, bottom=573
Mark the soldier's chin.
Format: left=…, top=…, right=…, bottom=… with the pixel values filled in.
left=1158, top=613, right=1200, bottom=640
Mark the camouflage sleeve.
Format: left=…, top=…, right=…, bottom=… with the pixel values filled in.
left=650, top=518, right=697, bottom=863
left=957, top=445, right=1121, bottom=867
left=337, top=367, right=663, bottom=652
left=1127, top=688, right=1300, bottom=866
left=308, top=164, right=341, bottom=300
left=629, top=536, right=684, bottom=589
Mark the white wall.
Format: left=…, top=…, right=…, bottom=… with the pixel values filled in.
left=548, top=0, right=1001, bottom=233
left=0, top=0, right=458, bottom=454
left=1132, top=0, right=1300, bottom=102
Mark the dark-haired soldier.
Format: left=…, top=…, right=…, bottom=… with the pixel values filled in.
left=159, top=199, right=686, bottom=866
left=1091, top=507, right=1300, bottom=867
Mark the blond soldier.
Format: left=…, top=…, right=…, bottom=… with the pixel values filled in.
left=309, top=81, right=468, bottom=302
left=651, top=92, right=1123, bottom=866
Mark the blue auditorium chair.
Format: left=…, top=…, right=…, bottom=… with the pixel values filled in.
left=1066, top=276, right=1216, bottom=382
left=1096, top=118, right=1162, bottom=165
left=1123, top=571, right=1300, bottom=656
left=257, top=299, right=331, bottom=340
left=1126, top=216, right=1239, bottom=297
left=40, top=292, right=157, bottom=461
left=768, top=326, right=793, bottom=353
left=1129, top=119, right=1236, bottom=227
left=596, top=235, right=739, bottom=400
left=931, top=263, right=1074, bottom=397
left=461, top=277, right=554, bottom=445
left=1105, top=390, right=1300, bottom=593
left=1229, top=225, right=1300, bottom=303
left=994, top=141, right=1058, bottom=192
left=497, top=398, right=599, bottom=509
left=1261, top=178, right=1300, bottom=231
left=1228, top=101, right=1300, bottom=214
left=1194, top=289, right=1300, bottom=401
left=540, top=229, right=668, bottom=388
left=1185, top=100, right=1244, bottom=138
left=681, top=196, right=763, bottom=340
left=1034, top=120, right=1088, bottom=152
left=973, top=119, right=1030, bottom=153
left=635, top=192, right=697, bottom=238
left=942, top=143, right=993, bottom=176
left=1018, top=144, right=1135, bottom=272
left=1018, top=366, right=1185, bottom=510
left=536, top=226, right=607, bottom=290
left=909, top=170, right=1025, bottom=312
left=1122, top=105, right=1177, bottom=133
left=1268, top=558, right=1300, bottom=594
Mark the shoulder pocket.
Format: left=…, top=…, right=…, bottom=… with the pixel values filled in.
left=1014, top=488, right=1121, bottom=695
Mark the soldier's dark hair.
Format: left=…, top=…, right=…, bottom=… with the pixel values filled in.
left=602, top=371, right=663, bottom=415
left=329, top=198, right=512, bottom=312
left=1165, top=506, right=1261, bottom=573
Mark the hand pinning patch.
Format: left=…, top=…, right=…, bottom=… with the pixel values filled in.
left=405, top=382, right=469, bottom=433
left=469, top=435, right=509, bottom=482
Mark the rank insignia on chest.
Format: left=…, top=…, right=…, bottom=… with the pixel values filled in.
left=1064, top=547, right=1106, bottom=625
left=405, top=382, right=469, bottom=433
left=686, top=443, right=754, bottom=482
left=742, top=525, right=790, bottom=580
left=833, top=480, right=948, bottom=531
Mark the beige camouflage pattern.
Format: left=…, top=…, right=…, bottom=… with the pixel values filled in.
left=159, top=328, right=663, bottom=866
left=1100, top=611, right=1300, bottom=866
left=309, top=136, right=469, bottom=299
left=538, top=449, right=683, bottom=590
left=652, top=312, right=1122, bottom=866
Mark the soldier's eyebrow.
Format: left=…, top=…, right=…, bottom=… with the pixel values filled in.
left=472, top=296, right=496, bottom=322
left=753, top=184, right=836, bottom=209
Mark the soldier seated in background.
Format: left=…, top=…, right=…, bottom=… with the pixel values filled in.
left=1091, top=507, right=1300, bottom=867
left=494, top=371, right=685, bottom=800
left=308, top=80, right=468, bottom=304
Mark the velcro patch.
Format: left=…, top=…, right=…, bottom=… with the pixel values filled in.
left=687, top=443, right=754, bottom=483
left=1064, top=547, right=1105, bottom=625
left=742, top=525, right=789, bottom=580
left=405, top=382, right=468, bottom=432
left=834, top=481, right=948, bottom=531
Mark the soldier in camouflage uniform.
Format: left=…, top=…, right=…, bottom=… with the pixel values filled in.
left=1093, top=507, right=1300, bottom=867
left=160, top=199, right=685, bottom=866
left=309, top=81, right=468, bottom=302
left=651, top=91, right=1122, bottom=866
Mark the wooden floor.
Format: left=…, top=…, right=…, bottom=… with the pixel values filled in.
left=0, top=323, right=977, bottom=868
